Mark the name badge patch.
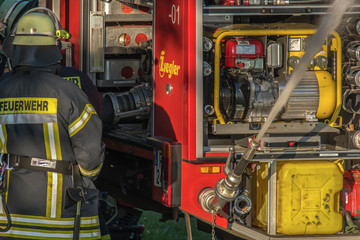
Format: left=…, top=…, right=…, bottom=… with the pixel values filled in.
left=31, top=158, right=57, bottom=169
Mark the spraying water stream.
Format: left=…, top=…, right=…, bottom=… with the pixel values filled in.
left=255, top=0, right=355, bottom=143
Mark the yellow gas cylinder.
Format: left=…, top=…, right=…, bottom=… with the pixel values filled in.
left=277, top=161, right=343, bottom=235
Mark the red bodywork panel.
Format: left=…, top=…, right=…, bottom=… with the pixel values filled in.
left=154, top=0, right=226, bottom=227
left=181, top=161, right=228, bottom=228
left=153, top=0, right=197, bottom=161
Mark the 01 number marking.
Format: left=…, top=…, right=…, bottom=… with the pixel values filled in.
left=169, top=4, right=180, bottom=25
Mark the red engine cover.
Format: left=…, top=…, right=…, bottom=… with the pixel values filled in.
left=225, top=39, right=263, bottom=68
left=342, top=170, right=360, bottom=219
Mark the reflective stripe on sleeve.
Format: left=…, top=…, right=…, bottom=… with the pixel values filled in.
left=0, top=124, right=7, bottom=154
left=68, top=104, right=96, bottom=138
left=79, top=162, right=103, bottom=177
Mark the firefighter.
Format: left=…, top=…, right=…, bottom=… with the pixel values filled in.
left=0, top=10, right=105, bottom=240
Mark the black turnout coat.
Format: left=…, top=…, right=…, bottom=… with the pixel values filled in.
left=0, top=65, right=104, bottom=239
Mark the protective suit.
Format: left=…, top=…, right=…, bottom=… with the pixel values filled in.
left=0, top=9, right=104, bottom=240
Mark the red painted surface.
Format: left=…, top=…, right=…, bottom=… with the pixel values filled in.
left=354, top=170, right=360, bottom=219
left=59, top=0, right=81, bottom=69
left=135, top=33, right=148, bottom=46
left=181, top=161, right=228, bottom=228
left=204, top=152, right=229, bottom=157
left=154, top=0, right=184, bottom=147
left=121, top=4, right=134, bottom=14
left=225, top=39, right=264, bottom=67
left=154, top=0, right=197, bottom=161
left=342, top=170, right=360, bottom=219
left=185, top=0, right=197, bottom=162
left=153, top=0, right=226, bottom=228
left=124, top=34, right=131, bottom=46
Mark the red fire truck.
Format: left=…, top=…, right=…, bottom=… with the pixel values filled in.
left=5, top=0, right=360, bottom=239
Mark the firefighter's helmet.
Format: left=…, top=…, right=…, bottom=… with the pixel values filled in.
left=13, top=12, right=58, bottom=46
left=11, top=9, right=65, bottom=67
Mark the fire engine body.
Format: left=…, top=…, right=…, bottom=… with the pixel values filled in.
left=39, top=0, right=360, bottom=239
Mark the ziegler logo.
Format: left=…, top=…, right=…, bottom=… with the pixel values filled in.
left=159, top=50, right=180, bottom=78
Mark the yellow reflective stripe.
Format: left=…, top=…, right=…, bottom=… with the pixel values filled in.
left=52, top=122, right=62, bottom=161
left=46, top=172, right=53, bottom=218
left=79, top=162, right=103, bottom=177
left=43, top=124, right=51, bottom=160
left=0, top=233, right=70, bottom=240
left=0, top=213, right=99, bottom=221
left=69, top=104, right=96, bottom=137
left=0, top=97, right=57, bottom=114
left=0, top=124, right=7, bottom=153
left=0, top=219, right=100, bottom=228
left=47, top=123, right=57, bottom=160
left=0, top=215, right=99, bottom=226
left=44, top=122, right=63, bottom=219
left=0, top=220, right=72, bottom=228
left=0, top=227, right=100, bottom=239
left=56, top=173, right=63, bottom=219
left=51, top=172, right=58, bottom=218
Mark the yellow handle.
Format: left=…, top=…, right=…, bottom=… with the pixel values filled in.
left=334, top=158, right=344, bottom=174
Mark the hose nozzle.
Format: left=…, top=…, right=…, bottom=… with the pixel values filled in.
left=198, top=140, right=260, bottom=213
